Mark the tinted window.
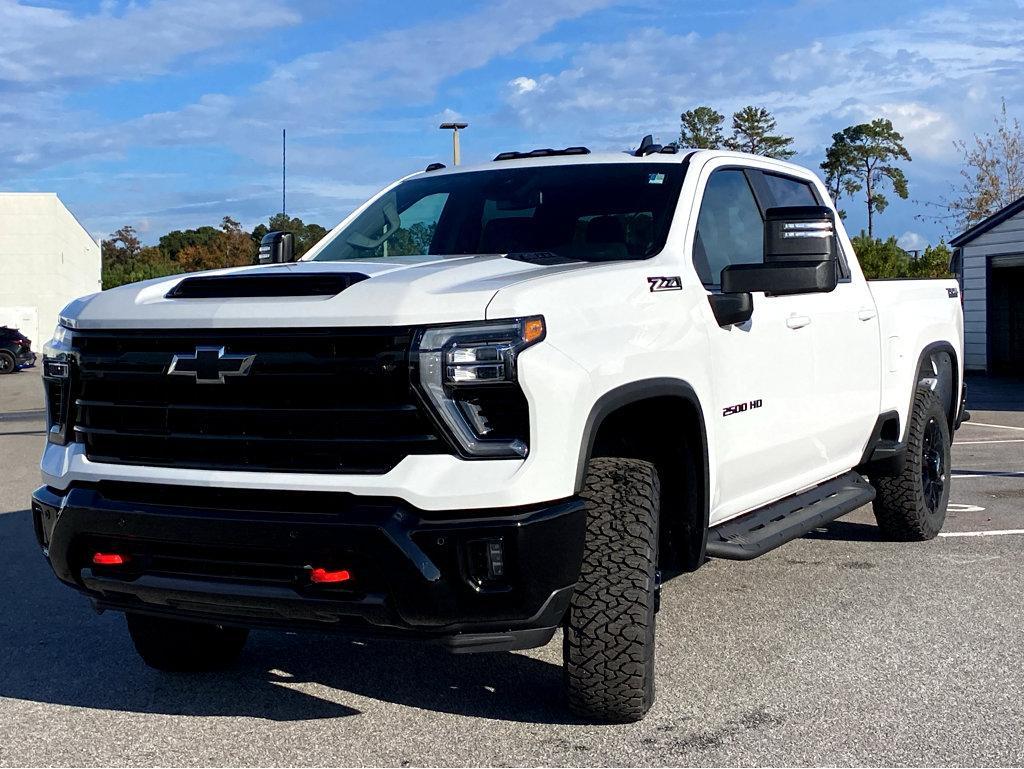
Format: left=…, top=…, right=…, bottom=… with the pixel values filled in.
left=693, top=169, right=763, bottom=285
left=760, top=171, right=850, bottom=278
left=313, top=164, right=686, bottom=262
left=761, top=172, right=818, bottom=207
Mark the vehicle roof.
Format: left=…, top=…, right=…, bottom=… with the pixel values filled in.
left=413, top=149, right=818, bottom=179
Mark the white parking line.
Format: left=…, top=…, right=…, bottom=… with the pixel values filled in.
left=939, top=529, right=1024, bottom=538
left=955, top=439, right=1024, bottom=445
left=952, top=471, right=1024, bottom=479
left=963, top=421, right=1024, bottom=432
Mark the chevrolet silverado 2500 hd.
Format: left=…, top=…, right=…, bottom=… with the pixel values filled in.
left=33, top=143, right=965, bottom=722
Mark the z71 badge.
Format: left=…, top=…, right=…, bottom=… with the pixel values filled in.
left=647, top=276, right=682, bottom=292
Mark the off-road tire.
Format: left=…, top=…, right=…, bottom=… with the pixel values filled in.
left=127, top=613, right=249, bottom=672
left=564, top=457, right=659, bottom=723
left=872, top=388, right=951, bottom=540
left=0, top=351, right=15, bottom=375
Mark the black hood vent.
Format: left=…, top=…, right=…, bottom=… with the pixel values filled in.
left=166, top=272, right=370, bottom=299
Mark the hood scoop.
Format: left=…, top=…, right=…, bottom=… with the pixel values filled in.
left=165, top=272, right=370, bottom=299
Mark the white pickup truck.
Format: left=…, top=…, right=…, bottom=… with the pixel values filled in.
left=34, top=141, right=965, bottom=722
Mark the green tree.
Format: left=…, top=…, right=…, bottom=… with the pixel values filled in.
left=679, top=106, right=725, bottom=149
left=908, top=241, right=954, bottom=278
left=252, top=213, right=328, bottom=258
left=102, top=244, right=182, bottom=289
left=851, top=233, right=951, bottom=280
left=101, top=225, right=142, bottom=266
left=821, top=119, right=911, bottom=238
left=175, top=216, right=256, bottom=272
left=724, top=106, right=796, bottom=159
left=158, top=225, right=221, bottom=262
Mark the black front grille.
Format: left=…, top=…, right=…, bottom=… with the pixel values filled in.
left=71, top=328, right=450, bottom=473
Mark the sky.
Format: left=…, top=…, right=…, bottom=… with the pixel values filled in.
left=2, top=0, right=1022, bottom=251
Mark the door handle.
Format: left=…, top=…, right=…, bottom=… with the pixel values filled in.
left=858, top=307, right=878, bottom=321
left=786, top=314, right=811, bottom=329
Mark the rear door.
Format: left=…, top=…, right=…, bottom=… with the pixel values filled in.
left=693, top=164, right=825, bottom=524
left=755, top=170, right=882, bottom=473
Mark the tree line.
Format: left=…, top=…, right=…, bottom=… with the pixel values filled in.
left=101, top=214, right=328, bottom=289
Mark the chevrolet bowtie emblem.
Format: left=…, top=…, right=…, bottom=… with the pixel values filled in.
left=167, top=346, right=255, bottom=384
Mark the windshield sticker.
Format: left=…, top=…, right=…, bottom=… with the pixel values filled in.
left=648, top=173, right=665, bottom=185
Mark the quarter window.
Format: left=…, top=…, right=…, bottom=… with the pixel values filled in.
left=761, top=173, right=818, bottom=207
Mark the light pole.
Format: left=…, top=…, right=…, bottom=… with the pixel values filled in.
left=439, top=122, right=468, bottom=165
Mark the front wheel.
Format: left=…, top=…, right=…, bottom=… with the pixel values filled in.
left=0, top=351, right=15, bottom=375
left=564, top=457, right=659, bottom=723
left=127, top=613, right=249, bottom=671
left=872, top=389, right=951, bottom=540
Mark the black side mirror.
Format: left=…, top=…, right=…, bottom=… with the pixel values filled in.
left=721, top=206, right=839, bottom=297
left=258, top=231, right=295, bottom=264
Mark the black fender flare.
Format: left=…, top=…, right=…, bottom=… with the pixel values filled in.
left=911, top=341, right=960, bottom=436
left=574, top=377, right=710, bottom=537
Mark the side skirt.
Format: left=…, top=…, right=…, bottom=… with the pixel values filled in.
left=705, top=471, right=875, bottom=561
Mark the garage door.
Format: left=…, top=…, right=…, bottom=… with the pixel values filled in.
left=988, top=258, right=1024, bottom=375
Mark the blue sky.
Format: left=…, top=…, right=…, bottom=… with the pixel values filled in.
left=2, top=0, right=1022, bottom=250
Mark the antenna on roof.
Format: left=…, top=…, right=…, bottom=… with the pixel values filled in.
left=282, top=129, right=287, bottom=216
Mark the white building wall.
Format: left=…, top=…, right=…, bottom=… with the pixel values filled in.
left=0, top=193, right=101, bottom=346
left=959, top=208, right=1024, bottom=371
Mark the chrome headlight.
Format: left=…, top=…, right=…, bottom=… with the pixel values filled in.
left=413, top=317, right=544, bottom=458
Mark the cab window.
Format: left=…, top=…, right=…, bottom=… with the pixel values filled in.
left=693, top=169, right=764, bottom=286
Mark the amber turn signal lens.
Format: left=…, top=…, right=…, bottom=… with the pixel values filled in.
left=523, top=317, right=545, bottom=343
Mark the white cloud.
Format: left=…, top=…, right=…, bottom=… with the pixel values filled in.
left=898, top=231, right=928, bottom=251
left=0, top=0, right=301, bottom=85
left=510, top=76, right=539, bottom=94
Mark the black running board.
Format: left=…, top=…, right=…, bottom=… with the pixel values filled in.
left=705, top=471, right=875, bottom=561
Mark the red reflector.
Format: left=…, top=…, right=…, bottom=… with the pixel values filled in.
left=309, top=567, right=351, bottom=584
left=92, top=552, right=127, bottom=566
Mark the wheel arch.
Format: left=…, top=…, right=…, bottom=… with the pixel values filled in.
left=912, top=341, right=959, bottom=437
left=575, top=378, right=710, bottom=569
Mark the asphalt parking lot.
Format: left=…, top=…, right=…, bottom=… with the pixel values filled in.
left=1, top=366, right=1022, bottom=767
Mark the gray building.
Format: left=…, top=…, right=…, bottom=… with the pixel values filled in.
left=951, top=195, right=1024, bottom=374
left=0, top=193, right=101, bottom=346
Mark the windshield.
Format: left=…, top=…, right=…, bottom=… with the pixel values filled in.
left=311, top=163, right=686, bottom=263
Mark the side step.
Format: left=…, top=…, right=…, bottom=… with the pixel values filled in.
left=705, top=471, right=875, bottom=561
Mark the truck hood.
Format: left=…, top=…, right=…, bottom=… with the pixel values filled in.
left=61, top=255, right=592, bottom=330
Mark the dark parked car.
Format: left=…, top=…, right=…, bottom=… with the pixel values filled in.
left=0, top=326, right=36, bottom=374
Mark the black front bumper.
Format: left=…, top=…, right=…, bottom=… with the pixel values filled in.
left=31, top=483, right=586, bottom=653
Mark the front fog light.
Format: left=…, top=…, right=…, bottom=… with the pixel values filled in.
left=414, top=317, right=543, bottom=458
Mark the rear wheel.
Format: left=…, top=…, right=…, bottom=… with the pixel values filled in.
left=872, top=389, right=951, bottom=540
left=0, top=351, right=15, bottom=375
left=126, top=613, right=249, bottom=671
left=564, top=456, right=659, bottom=723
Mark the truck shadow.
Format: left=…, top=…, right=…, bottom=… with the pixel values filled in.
left=802, top=520, right=883, bottom=542
left=0, top=509, right=578, bottom=725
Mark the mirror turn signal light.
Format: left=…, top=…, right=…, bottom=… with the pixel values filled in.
left=309, top=567, right=351, bottom=584
left=92, top=552, right=127, bottom=566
